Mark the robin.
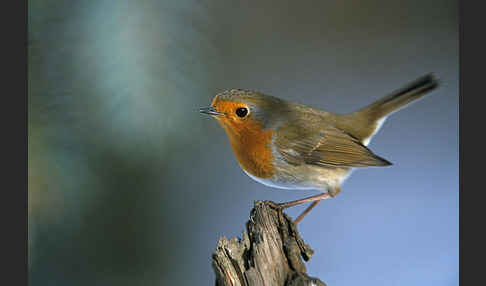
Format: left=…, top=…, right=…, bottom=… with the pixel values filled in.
left=200, top=74, right=439, bottom=224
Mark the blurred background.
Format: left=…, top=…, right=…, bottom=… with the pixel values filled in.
left=28, top=0, right=458, bottom=285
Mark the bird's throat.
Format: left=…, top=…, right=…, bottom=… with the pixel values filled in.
left=218, top=120, right=275, bottom=179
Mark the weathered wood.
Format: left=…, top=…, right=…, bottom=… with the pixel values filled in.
left=212, top=201, right=326, bottom=286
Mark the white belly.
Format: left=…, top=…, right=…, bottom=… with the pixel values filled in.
left=243, top=170, right=317, bottom=191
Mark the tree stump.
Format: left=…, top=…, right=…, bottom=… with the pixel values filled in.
left=212, top=201, right=326, bottom=286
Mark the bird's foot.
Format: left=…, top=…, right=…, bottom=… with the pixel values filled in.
left=263, top=200, right=285, bottom=211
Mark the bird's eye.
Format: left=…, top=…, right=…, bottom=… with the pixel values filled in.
left=235, top=107, right=248, bottom=118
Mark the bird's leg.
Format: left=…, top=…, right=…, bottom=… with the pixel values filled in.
left=294, top=200, right=321, bottom=224
left=277, top=192, right=332, bottom=209
left=279, top=187, right=341, bottom=224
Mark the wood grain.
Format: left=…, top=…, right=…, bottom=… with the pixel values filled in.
left=212, top=201, right=326, bottom=286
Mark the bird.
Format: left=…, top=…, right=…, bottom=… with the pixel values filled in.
left=200, top=74, right=439, bottom=224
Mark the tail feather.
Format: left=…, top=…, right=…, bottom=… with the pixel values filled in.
left=354, top=73, right=439, bottom=121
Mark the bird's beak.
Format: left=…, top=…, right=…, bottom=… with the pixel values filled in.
left=199, top=106, right=225, bottom=116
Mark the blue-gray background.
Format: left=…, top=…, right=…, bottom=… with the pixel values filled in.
left=28, top=0, right=458, bottom=285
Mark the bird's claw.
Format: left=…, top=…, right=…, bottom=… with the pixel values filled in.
left=263, top=200, right=284, bottom=210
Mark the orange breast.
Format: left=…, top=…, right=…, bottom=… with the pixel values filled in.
left=218, top=119, right=275, bottom=179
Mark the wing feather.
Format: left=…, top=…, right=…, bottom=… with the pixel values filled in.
left=275, top=124, right=392, bottom=168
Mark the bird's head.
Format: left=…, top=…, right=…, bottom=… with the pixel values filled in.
left=199, top=89, right=287, bottom=137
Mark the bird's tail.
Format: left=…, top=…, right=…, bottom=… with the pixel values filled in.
left=352, top=73, right=439, bottom=121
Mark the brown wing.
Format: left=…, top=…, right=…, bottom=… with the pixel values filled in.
left=275, top=124, right=392, bottom=168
